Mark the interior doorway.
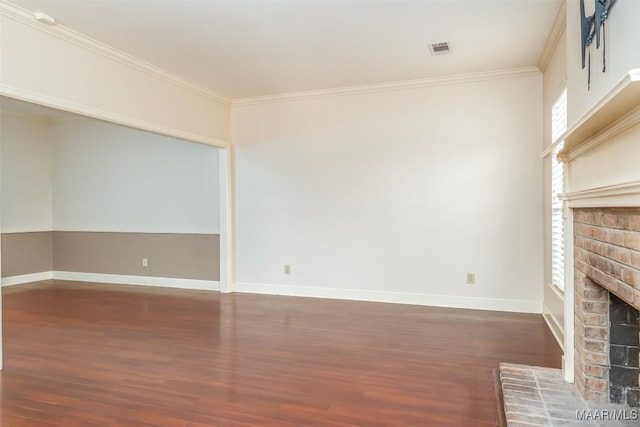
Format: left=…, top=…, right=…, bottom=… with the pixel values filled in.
left=0, top=96, right=232, bottom=369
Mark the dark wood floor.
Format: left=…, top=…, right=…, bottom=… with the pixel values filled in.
left=0, top=280, right=562, bottom=427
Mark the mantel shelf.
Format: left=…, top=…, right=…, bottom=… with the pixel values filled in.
left=557, top=69, right=640, bottom=160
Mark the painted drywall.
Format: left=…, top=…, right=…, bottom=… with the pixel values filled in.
left=543, top=30, right=568, bottom=151
left=1, top=113, right=221, bottom=284
left=232, top=74, right=544, bottom=312
left=542, top=28, right=567, bottom=344
left=1, top=231, right=220, bottom=282
left=53, top=232, right=219, bottom=280
left=565, top=0, right=640, bottom=125
left=51, top=118, right=220, bottom=234
left=1, top=232, right=52, bottom=277
left=0, top=112, right=52, bottom=232
left=0, top=5, right=230, bottom=145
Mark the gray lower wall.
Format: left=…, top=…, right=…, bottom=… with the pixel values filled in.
left=1, top=231, right=53, bottom=277
left=53, top=232, right=220, bottom=281
left=1, top=231, right=220, bottom=281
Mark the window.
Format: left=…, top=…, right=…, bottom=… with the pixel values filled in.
left=551, top=89, right=567, bottom=291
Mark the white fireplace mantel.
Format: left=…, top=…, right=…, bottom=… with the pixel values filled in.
left=552, top=69, right=640, bottom=384
left=556, top=69, right=640, bottom=208
left=558, top=69, right=640, bottom=162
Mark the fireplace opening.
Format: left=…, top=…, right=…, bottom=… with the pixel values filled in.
left=609, top=293, right=640, bottom=406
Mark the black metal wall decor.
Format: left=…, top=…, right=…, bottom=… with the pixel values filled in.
left=580, top=0, right=618, bottom=90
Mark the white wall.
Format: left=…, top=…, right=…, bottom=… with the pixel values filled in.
left=0, top=4, right=230, bottom=146
left=52, top=118, right=220, bottom=233
left=0, top=112, right=52, bottom=232
left=232, top=74, right=544, bottom=312
left=566, top=0, right=640, bottom=125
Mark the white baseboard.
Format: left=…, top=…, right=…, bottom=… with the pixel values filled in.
left=3, top=274, right=542, bottom=312
left=52, top=271, right=220, bottom=291
left=234, top=282, right=542, bottom=313
left=2, top=270, right=218, bottom=291
left=1, top=271, right=54, bottom=287
left=542, top=309, right=565, bottom=351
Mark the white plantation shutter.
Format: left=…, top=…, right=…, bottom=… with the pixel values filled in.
left=551, top=89, right=567, bottom=291
left=551, top=147, right=565, bottom=290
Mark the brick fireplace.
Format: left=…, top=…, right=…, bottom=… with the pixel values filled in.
left=574, top=208, right=640, bottom=407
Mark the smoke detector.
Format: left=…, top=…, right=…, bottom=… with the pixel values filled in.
left=429, top=41, right=451, bottom=55
left=34, top=11, right=56, bottom=25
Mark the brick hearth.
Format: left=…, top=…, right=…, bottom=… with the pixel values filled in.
left=499, top=363, right=638, bottom=426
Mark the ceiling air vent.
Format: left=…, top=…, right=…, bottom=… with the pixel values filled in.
left=429, top=41, right=451, bottom=55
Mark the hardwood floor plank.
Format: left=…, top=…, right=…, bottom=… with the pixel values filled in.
left=1, top=280, right=562, bottom=426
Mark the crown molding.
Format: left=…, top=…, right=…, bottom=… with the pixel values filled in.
left=0, top=0, right=543, bottom=109
left=537, top=0, right=566, bottom=72
left=0, top=1, right=231, bottom=106
left=0, top=83, right=230, bottom=149
left=232, top=67, right=541, bottom=107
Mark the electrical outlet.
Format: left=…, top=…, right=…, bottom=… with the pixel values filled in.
left=466, top=273, right=475, bottom=285
left=284, top=264, right=291, bottom=275
left=142, top=257, right=149, bottom=268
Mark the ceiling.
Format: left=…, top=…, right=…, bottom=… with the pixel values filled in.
left=10, top=0, right=562, bottom=99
